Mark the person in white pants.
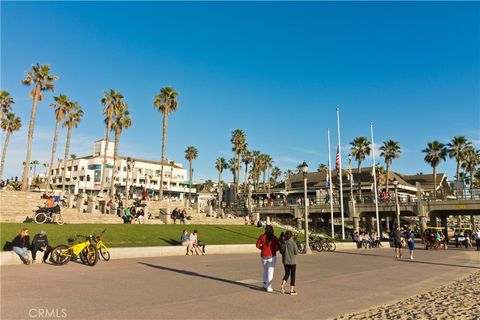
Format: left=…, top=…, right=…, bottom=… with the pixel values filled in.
left=256, top=225, right=280, bottom=292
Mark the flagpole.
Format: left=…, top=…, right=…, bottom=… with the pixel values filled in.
left=336, top=108, right=345, bottom=240
left=327, top=128, right=335, bottom=238
left=371, top=122, right=381, bottom=237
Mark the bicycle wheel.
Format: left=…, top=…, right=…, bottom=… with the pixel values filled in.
left=79, top=249, right=88, bottom=264
left=51, top=245, right=70, bottom=265
left=313, top=240, right=324, bottom=252
left=297, top=241, right=306, bottom=254
left=85, top=244, right=99, bottom=266
left=34, top=212, right=47, bottom=224
left=55, top=214, right=65, bottom=225
left=99, top=245, right=110, bottom=261
left=326, top=241, right=336, bottom=252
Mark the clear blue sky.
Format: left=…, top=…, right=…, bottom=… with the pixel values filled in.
left=1, top=1, right=479, bottom=182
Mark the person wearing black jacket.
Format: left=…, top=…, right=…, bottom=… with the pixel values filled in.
left=12, top=228, right=31, bottom=264
left=31, top=230, right=51, bottom=263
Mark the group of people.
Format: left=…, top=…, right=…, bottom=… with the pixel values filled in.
left=393, top=227, right=416, bottom=260
left=10, top=228, right=52, bottom=264
left=256, top=225, right=298, bottom=295
left=352, top=231, right=382, bottom=249
left=171, top=208, right=189, bottom=224
left=180, top=229, right=205, bottom=255
left=106, top=196, right=148, bottom=224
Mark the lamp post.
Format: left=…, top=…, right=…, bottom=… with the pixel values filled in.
left=300, top=161, right=312, bottom=254
left=348, top=154, right=354, bottom=202
left=393, top=180, right=400, bottom=228
left=126, top=157, right=135, bottom=209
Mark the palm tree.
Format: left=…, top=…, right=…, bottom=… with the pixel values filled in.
left=109, top=104, right=132, bottom=197
left=250, top=150, right=262, bottom=191
left=461, top=146, right=480, bottom=199
left=215, top=157, right=228, bottom=210
left=241, top=147, right=252, bottom=193
left=21, top=63, right=58, bottom=190
left=350, top=136, right=371, bottom=199
left=0, top=112, right=22, bottom=180
left=317, top=163, right=328, bottom=173
left=447, top=136, right=471, bottom=191
left=379, top=140, right=401, bottom=195
left=61, top=102, right=83, bottom=192
left=262, top=154, right=273, bottom=190
left=184, top=146, right=198, bottom=206
left=231, top=129, right=246, bottom=201
left=422, top=141, right=447, bottom=199
left=100, top=90, right=123, bottom=195
left=271, top=166, right=282, bottom=186
left=47, top=94, right=69, bottom=190
left=30, top=160, right=40, bottom=178
left=154, top=87, right=179, bottom=201
left=0, top=90, right=14, bottom=118
left=228, top=157, right=237, bottom=188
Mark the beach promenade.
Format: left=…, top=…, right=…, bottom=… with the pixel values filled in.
left=1, top=247, right=479, bottom=320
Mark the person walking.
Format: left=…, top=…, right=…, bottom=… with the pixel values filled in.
left=393, top=227, right=403, bottom=259
left=280, top=230, right=298, bottom=295
left=406, top=229, right=415, bottom=260
left=256, top=225, right=280, bottom=292
left=474, top=228, right=480, bottom=251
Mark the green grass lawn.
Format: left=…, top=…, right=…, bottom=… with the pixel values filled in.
left=1, top=223, right=291, bottom=250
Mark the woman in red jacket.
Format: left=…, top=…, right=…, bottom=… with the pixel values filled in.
left=256, top=225, right=280, bottom=292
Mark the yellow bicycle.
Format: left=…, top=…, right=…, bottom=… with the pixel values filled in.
left=51, top=234, right=99, bottom=266
left=93, top=229, right=110, bottom=261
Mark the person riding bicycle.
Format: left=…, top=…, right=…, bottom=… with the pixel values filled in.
left=45, top=195, right=60, bottom=217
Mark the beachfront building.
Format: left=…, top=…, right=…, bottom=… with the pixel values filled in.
left=48, top=139, right=195, bottom=198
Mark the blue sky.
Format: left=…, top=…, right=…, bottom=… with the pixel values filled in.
left=1, top=1, right=479, bottom=182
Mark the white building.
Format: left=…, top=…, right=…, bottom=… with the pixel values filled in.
left=49, top=139, right=196, bottom=198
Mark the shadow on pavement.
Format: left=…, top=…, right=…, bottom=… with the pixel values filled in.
left=333, top=250, right=480, bottom=269
left=138, top=262, right=265, bottom=291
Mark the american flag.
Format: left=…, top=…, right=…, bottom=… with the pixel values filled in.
left=335, top=146, right=340, bottom=170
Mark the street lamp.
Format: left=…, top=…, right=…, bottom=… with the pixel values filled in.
left=300, top=161, right=312, bottom=254
left=393, top=180, right=400, bottom=228
left=126, top=157, right=135, bottom=208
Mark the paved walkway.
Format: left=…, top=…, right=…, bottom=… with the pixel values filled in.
left=1, top=248, right=479, bottom=320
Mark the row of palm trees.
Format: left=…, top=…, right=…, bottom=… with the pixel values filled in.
left=0, top=90, right=22, bottom=180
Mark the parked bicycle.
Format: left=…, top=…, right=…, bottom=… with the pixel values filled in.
left=91, top=229, right=110, bottom=261
left=51, top=234, right=98, bottom=266
left=33, top=206, right=64, bottom=225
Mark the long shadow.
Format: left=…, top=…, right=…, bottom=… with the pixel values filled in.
left=159, top=238, right=181, bottom=246
left=138, top=262, right=264, bottom=291
left=333, top=250, right=480, bottom=270
left=213, top=226, right=258, bottom=240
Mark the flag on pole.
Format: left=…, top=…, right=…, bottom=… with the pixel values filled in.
left=335, top=146, right=340, bottom=170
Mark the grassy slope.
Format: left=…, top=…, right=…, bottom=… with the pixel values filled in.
left=1, top=223, right=289, bottom=250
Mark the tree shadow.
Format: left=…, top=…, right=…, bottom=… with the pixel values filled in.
left=138, top=262, right=265, bottom=291
left=213, top=226, right=258, bottom=240
left=333, top=250, right=480, bottom=270
left=159, top=238, right=181, bottom=246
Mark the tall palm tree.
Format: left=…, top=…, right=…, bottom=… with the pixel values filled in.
left=271, top=166, right=282, bottom=186
left=228, top=157, right=237, bottom=188
left=0, top=112, right=22, bottom=180
left=21, top=63, right=58, bottom=190
left=61, top=102, right=83, bottom=192
left=241, top=147, right=251, bottom=192
left=447, top=136, right=471, bottom=190
left=100, top=90, right=123, bottom=195
left=109, top=104, right=132, bottom=197
left=379, top=140, right=401, bottom=195
left=250, top=150, right=262, bottom=191
left=0, top=90, right=14, bottom=118
left=462, top=146, right=480, bottom=199
left=262, top=154, right=273, bottom=190
left=215, top=157, right=228, bottom=210
left=350, top=136, right=371, bottom=199
left=30, top=160, right=40, bottom=178
left=154, top=87, right=179, bottom=201
left=184, top=146, right=198, bottom=206
left=231, top=129, right=246, bottom=201
left=47, top=94, right=69, bottom=190
left=422, top=141, right=447, bottom=199
left=317, top=163, right=328, bottom=173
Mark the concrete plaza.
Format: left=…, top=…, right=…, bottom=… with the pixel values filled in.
left=1, top=248, right=479, bottom=320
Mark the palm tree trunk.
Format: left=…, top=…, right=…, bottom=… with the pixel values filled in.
left=217, top=169, right=222, bottom=210
left=110, top=128, right=121, bottom=198
left=100, top=114, right=112, bottom=195
left=46, top=120, right=60, bottom=192
left=188, top=159, right=193, bottom=206
left=470, top=169, right=474, bottom=200
left=456, top=160, right=460, bottom=195
left=433, top=166, right=437, bottom=200
left=62, top=127, right=72, bottom=192
left=21, top=85, right=40, bottom=190
left=236, top=153, right=241, bottom=202
left=0, top=132, right=11, bottom=180
left=385, top=162, right=390, bottom=195
left=159, top=113, right=167, bottom=200
left=262, top=170, right=266, bottom=189
left=244, top=164, right=248, bottom=192
left=357, top=162, right=362, bottom=200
